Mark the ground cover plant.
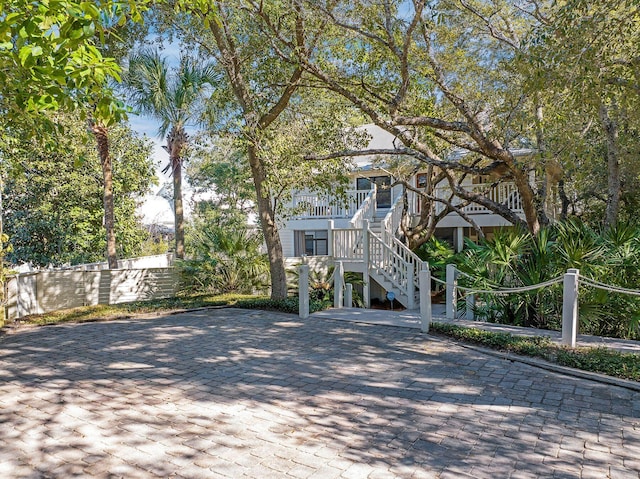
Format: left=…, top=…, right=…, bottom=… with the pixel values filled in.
left=430, top=323, right=640, bottom=382
left=4, top=293, right=327, bottom=328
left=423, top=220, right=640, bottom=340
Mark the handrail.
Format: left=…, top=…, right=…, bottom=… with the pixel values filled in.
left=390, top=236, right=424, bottom=290
left=432, top=181, right=524, bottom=215
left=381, top=193, right=403, bottom=242
left=349, top=186, right=376, bottom=228
left=381, top=193, right=425, bottom=290
left=369, top=230, right=410, bottom=298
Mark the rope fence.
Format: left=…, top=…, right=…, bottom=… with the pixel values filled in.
left=297, top=260, right=640, bottom=348
left=580, top=276, right=640, bottom=296
left=436, top=265, right=640, bottom=348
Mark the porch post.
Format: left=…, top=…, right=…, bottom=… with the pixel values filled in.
left=446, top=264, right=458, bottom=319
left=562, top=268, right=579, bottom=347
left=299, top=264, right=310, bottom=319
left=327, top=220, right=334, bottom=257
left=419, top=267, right=432, bottom=333
left=456, top=227, right=464, bottom=252
left=407, top=262, right=415, bottom=310
left=362, top=219, right=370, bottom=308
left=334, top=261, right=344, bottom=309
left=465, top=293, right=475, bottom=320
left=345, top=283, right=353, bottom=308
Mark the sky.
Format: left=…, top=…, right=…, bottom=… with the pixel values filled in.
left=127, top=41, right=184, bottom=229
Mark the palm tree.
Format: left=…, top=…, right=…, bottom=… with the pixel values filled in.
left=88, top=119, right=118, bottom=269
left=123, top=50, right=217, bottom=259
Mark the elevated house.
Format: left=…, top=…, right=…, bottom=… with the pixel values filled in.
left=281, top=125, right=533, bottom=309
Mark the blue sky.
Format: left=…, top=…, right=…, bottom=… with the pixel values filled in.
left=126, top=41, right=183, bottom=226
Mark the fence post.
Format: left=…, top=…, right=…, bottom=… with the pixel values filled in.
left=345, top=283, right=353, bottom=308
left=362, top=219, right=370, bottom=308
left=327, top=220, right=334, bottom=257
left=446, top=264, right=458, bottom=319
left=299, top=264, right=310, bottom=319
left=407, top=262, right=415, bottom=310
left=334, top=261, right=344, bottom=308
left=465, top=293, right=475, bottom=320
left=419, top=268, right=432, bottom=333
left=562, top=268, right=579, bottom=347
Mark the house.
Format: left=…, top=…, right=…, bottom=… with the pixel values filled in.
left=280, top=125, right=532, bottom=309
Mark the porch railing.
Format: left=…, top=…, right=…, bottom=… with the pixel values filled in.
left=291, top=189, right=374, bottom=219
left=332, top=229, right=363, bottom=260
left=432, top=181, right=524, bottom=215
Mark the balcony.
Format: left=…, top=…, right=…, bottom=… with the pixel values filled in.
left=291, top=182, right=524, bottom=221
left=426, top=182, right=524, bottom=216
left=290, top=189, right=373, bottom=219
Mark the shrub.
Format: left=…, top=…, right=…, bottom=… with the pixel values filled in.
left=177, top=225, right=269, bottom=295
left=451, top=220, right=640, bottom=339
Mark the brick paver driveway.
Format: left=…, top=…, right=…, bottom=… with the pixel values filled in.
left=0, top=309, right=639, bottom=479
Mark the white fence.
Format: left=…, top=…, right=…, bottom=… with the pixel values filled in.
left=5, top=267, right=177, bottom=322
left=64, top=253, right=175, bottom=271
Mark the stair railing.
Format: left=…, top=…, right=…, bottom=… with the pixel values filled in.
left=381, top=193, right=426, bottom=293
left=368, top=229, right=416, bottom=309
left=349, top=186, right=376, bottom=229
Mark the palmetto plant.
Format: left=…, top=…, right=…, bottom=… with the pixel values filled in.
left=453, top=220, right=640, bottom=339
left=123, top=49, right=218, bottom=259
left=178, top=226, right=269, bottom=295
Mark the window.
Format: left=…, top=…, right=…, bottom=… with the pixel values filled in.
left=416, top=173, right=428, bottom=188
left=294, top=230, right=328, bottom=256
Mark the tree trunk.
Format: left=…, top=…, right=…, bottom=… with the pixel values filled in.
left=513, top=169, right=541, bottom=235
left=90, top=121, right=118, bottom=269
left=247, top=144, right=288, bottom=300
left=599, top=103, right=621, bottom=227
left=166, top=126, right=188, bottom=259
left=173, top=158, right=185, bottom=259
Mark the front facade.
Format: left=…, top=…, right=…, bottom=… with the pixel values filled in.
left=281, top=125, right=529, bottom=309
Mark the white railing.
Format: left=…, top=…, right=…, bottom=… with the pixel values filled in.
left=349, top=187, right=376, bottom=228
left=291, top=189, right=374, bottom=219
left=381, top=193, right=403, bottom=243
left=382, top=193, right=426, bottom=292
left=369, top=230, right=412, bottom=302
left=391, top=236, right=424, bottom=291
left=433, top=181, right=524, bottom=215
left=332, top=229, right=364, bottom=260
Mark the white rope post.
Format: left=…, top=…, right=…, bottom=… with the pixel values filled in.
left=334, top=261, right=344, bottom=308
left=362, top=219, right=370, bottom=308
left=446, top=264, right=458, bottom=319
left=345, top=283, right=353, bottom=308
left=465, top=293, right=475, bottom=320
left=419, top=268, right=432, bottom=333
left=407, top=262, right=415, bottom=310
left=562, top=268, right=579, bottom=347
left=299, top=264, right=310, bottom=319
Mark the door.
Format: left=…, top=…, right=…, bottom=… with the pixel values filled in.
left=357, top=176, right=392, bottom=209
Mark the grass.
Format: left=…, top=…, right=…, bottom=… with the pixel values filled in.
left=8, top=293, right=330, bottom=327
left=5, top=296, right=638, bottom=382
left=430, top=322, right=640, bottom=382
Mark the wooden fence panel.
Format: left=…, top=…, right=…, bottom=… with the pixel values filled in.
left=4, top=268, right=177, bottom=322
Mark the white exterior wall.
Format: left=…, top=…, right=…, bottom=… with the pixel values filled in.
left=281, top=218, right=352, bottom=257
left=280, top=228, right=296, bottom=258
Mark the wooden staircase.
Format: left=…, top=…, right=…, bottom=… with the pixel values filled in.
left=336, top=190, right=426, bottom=310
